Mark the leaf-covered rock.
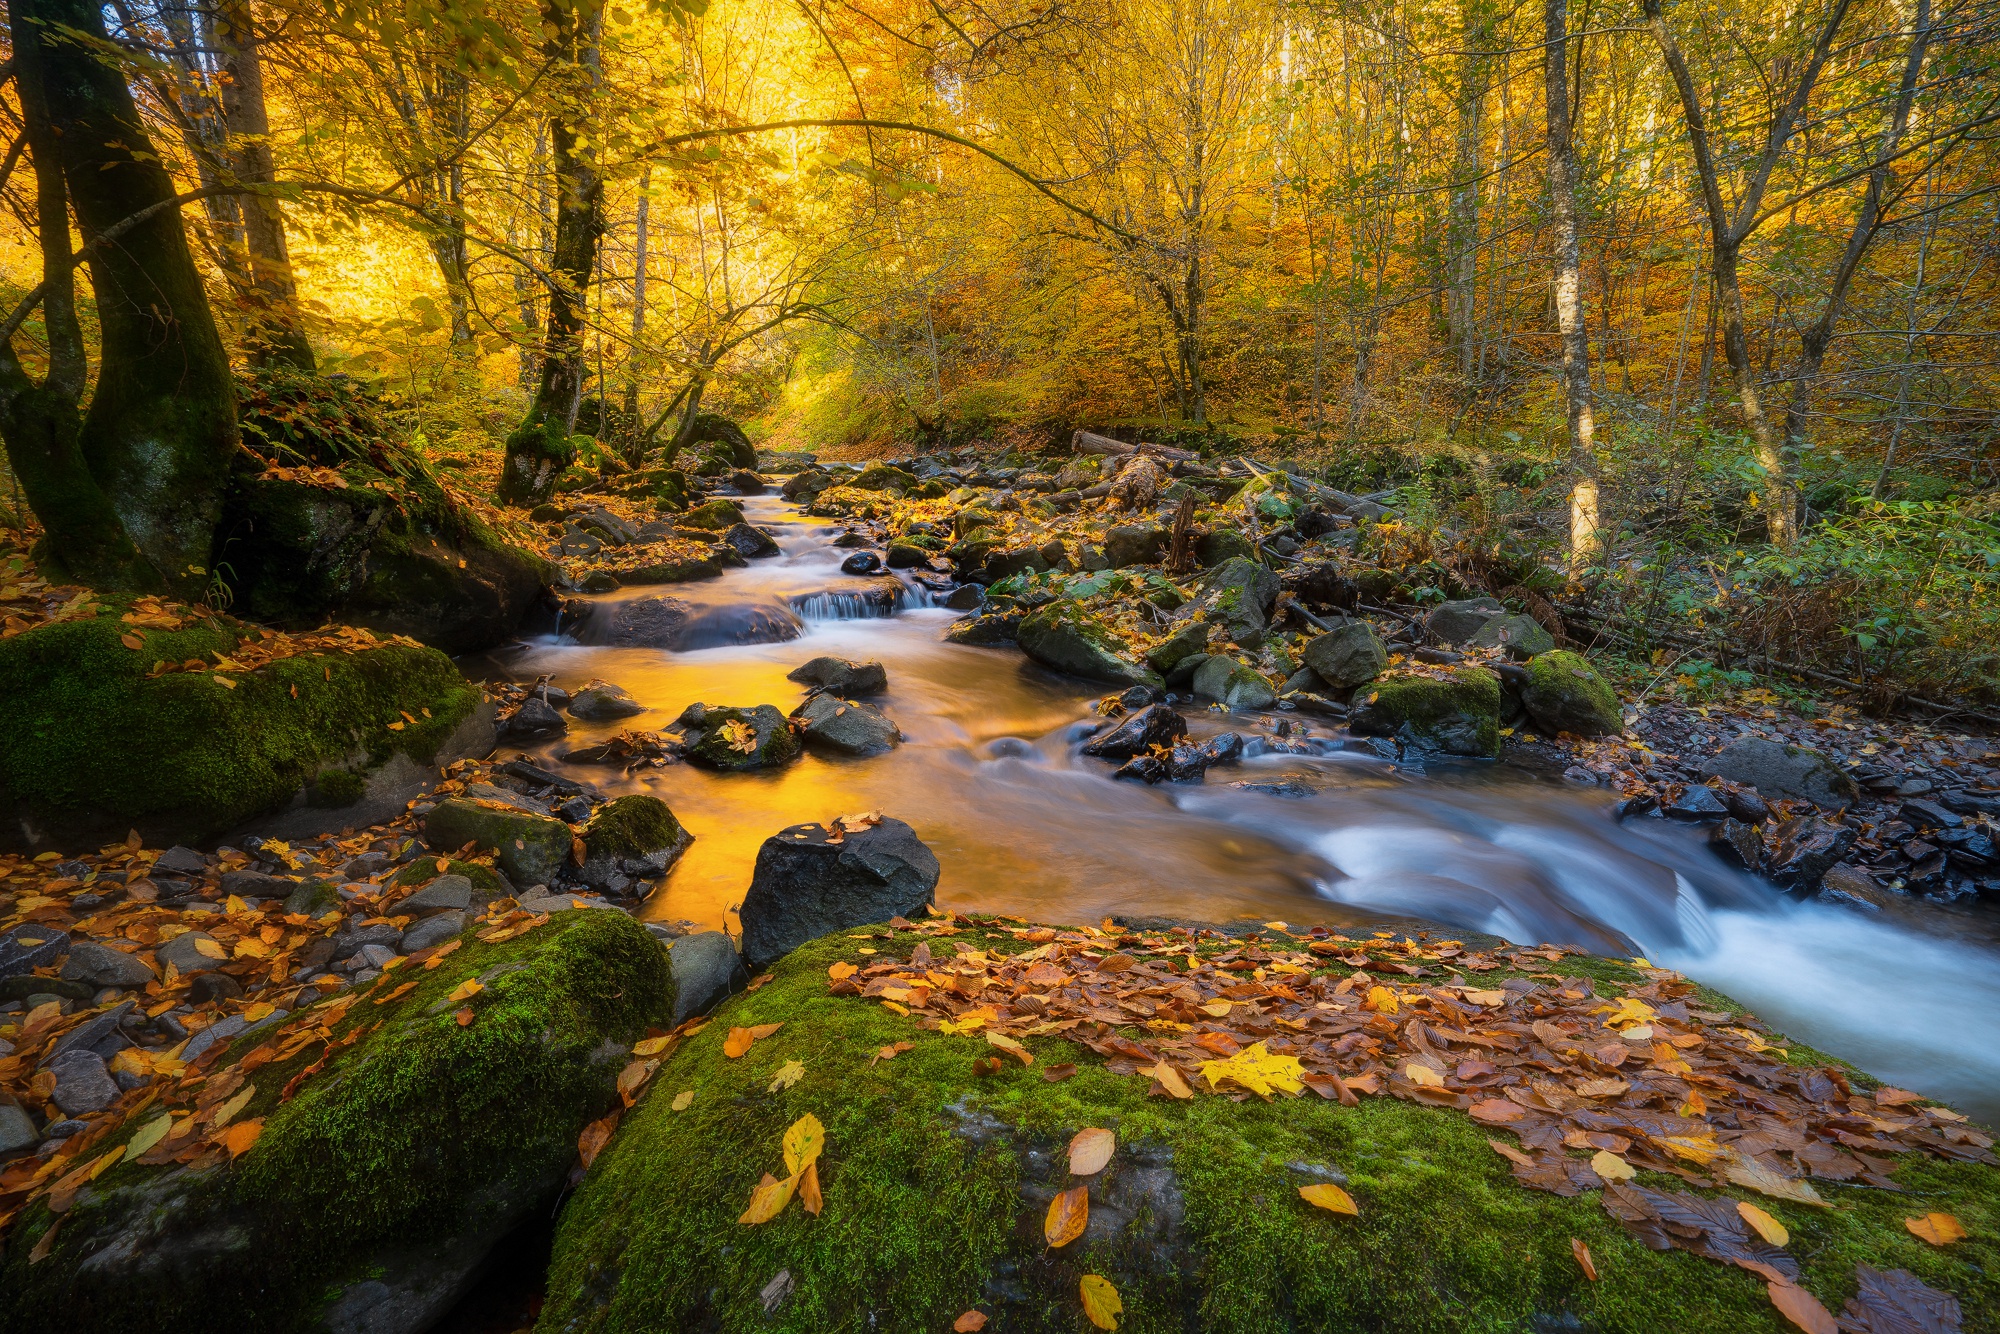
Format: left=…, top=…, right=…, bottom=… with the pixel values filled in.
left=1015, top=603, right=1162, bottom=689
left=677, top=703, right=802, bottom=771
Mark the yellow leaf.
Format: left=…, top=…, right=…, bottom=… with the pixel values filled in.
left=1402, top=1062, right=1443, bottom=1087
left=782, top=1113, right=825, bottom=1176
left=1653, top=1134, right=1727, bottom=1166
left=1298, top=1183, right=1358, bottom=1216
left=446, top=979, right=483, bottom=1004
left=1150, top=1060, right=1194, bottom=1100
left=1199, top=1041, right=1305, bottom=1100
left=985, top=1031, right=1034, bottom=1066
left=671, top=1090, right=694, bottom=1111
left=1366, top=985, right=1399, bottom=1014
left=768, top=1059, right=805, bottom=1092
left=1080, top=1275, right=1122, bottom=1330
left=192, top=937, right=228, bottom=960
left=1201, top=999, right=1233, bottom=1017
left=632, top=1035, right=675, bottom=1057
left=1738, top=1201, right=1789, bottom=1247
left=738, top=1171, right=798, bottom=1224
left=126, top=1114, right=173, bottom=1159
left=1068, top=1127, right=1116, bottom=1176
left=718, top=718, right=757, bottom=754
left=1591, top=1150, right=1636, bottom=1181
left=1905, top=1212, right=1967, bottom=1246
left=210, top=1085, right=257, bottom=1129
left=1721, top=1153, right=1828, bottom=1207
left=1045, top=1185, right=1088, bottom=1247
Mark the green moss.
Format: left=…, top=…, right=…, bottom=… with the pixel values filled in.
left=1353, top=668, right=1502, bottom=757
left=680, top=499, right=746, bottom=531
left=0, top=613, right=481, bottom=849
left=392, top=857, right=508, bottom=897
left=584, top=795, right=687, bottom=861
left=309, top=767, right=366, bottom=807
left=542, top=927, right=2000, bottom=1334
left=1522, top=650, right=1623, bottom=737
left=0, top=909, right=673, bottom=1334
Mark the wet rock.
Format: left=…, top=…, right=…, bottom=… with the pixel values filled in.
left=945, top=611, right=1022, bottom=647
left=676, top=703, right=802, bottom=772
left=49, top=1050, right=118, bottom=1116
left=721, top=523, right=780, bottom=559
left=669, top=931, right=748, bottom=1025
left=59, top=942, right=154, bottom=990
left=402, top=875, right=475, bottom=915
left=1709, top=818, right=1765, bottom=870
left=979, top=547, right=1053, bottom=583
left=580, top=571, right=621, bottom=593
left=1350, top=668, right=1502, bottom=758
left=793, top=694, right=903, bottom=756
left=853, top=464, right=918, bottom=492
left=740, top=818, right=941, bottom=968
left=841, top=551, right=884, bottom=576
left=424, top=798, right=574, bottom=886
left=679, top=498, right=747, bottom=530
left=157, top=931, right=223, bottom=976
left=725, top=469, right=766, bottom=496
left=502, top=697, right=569, bottom=739
left=1168, top=731, right=1245, bottom=782
left=1083, top=704, right=1187, bottom=760
left=568, top=680, right=646, bottom=721
left=1424, top=597, right=1504, bottom=645
left=1112, top=755, right=1168, bottom=783
left=674, top=603, right=803, bottom=650
left=399, top=913, right=466, bottom=954
left=943, top=585, right=984, bottom=611
left=1520, top=650, right=1622, bottom=738
left=1767, top=817, right=1859, bottom=891
left=1667, top=785, right=1731, bottom=821
left=577, top=795, right=694, bottom=891
left=602, top=595, right=694, bottom=648
left=1191, top=656, right=1277, bottom=712
left=1469, top=613, right=1556, bottom=660
left=1286, top=560, right=1359, bottom=611
left=1189, top=557, right=1280, bottom=646
left=1817, top=862, right=1896, bottom=913
left=886, top=543, right=928, bottom=569
left=1016, top=604, right=1161, bottom=688
left=1723, top=789, right=1771, bottom=824
left=1899, top=798, right=1963, bottom=832
left=1145, top=622, right=1211, bottom=677
left=1703, top=738, right=1857, bottom=810
left=1104, top=524, right=1168, bottom=568
left=786, top=656, right=889, bottom=696
left=1301, top=620, right=1388, bottom=690
left=832, top=529, right=873, bottom=548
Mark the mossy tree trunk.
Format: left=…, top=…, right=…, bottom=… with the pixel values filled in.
left=1, top=0, right=242, bottom=595
left=499, top=0, right=604, bottom=508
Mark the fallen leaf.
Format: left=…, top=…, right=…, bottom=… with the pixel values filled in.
left=454, top=1008, right=475, bottom=1026
left=1839, top=1264, right=1963, bottom=1331
left=1402, top=1062, right=1444, bottom=1087
left=1298, top=1183, right=1358, bottom=1216
left=1200, top=1041, right=1304, bottom=1099
left=1721, top=1154, right=1827, bottom=1207
left=986, top=1031, right=1034, bottom=1066
left=446, top=978, right=482, bottom=1004
left=1488, top=1139, right=1536, bottom=1168
left=1069, top=1127, right=1116, bottom=1176
left=578, top=1111, right=620, bottom=1168
left=1739, top=1201, right=1789, bottom=1247
left=1367, top=985, right=1399, bottom=1014
left=1201, top=999, right=1233, bottom=1017
left=1079, top=1274, right=1122, bottom=1330
left=1571, top=1238, right=1597, bottom=1281
left=768, top=1059, right=805, bottom=1092
left=1046, top=1185, right=1088, bottom=1247
left=1469, top=1099, right=1526, bottom=1125
left=724, top=1022, right=783, bottom=1058
left=1591, top=1150, right=1636, bottom=1181
left=1043, top=1063, right=1079, bottom=1082
left=828, top=961, right=858, bottom=982
left=618, top=1059, right=658, bottom=1105
left=738, top=1171, right=798, bottom=1224
left=783, top=1113, right=825, bottom=1176
left=799, top=1159, right=823, bottom=1216
left=1150, top=1061, right=1193, bottom=1100
left=220, top=1118, right=263, bottom=1158
left=1904, top=1212, right=1967, bottom=1246
left=953, top=1311, right=989, bottom=1332
left=1768, top=1279, right=1837, bottom=1334
left=28, top=1219, right=58, bottom=1264
left=127, top=1114, right=174, bottom=1159
left=633, top=1035, right=676, bottom=1056
left=671, top=1090, right=694, bottom=1111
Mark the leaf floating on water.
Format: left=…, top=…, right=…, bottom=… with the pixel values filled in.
left=1068, top=1127, right=1116, bottom=1176
left=1571, top=1238, right=1597, bottom=1281
left=1046, top=1185, right=1088, bottom=1247
left=1079, top=1274, right=1122, bottom=1330
left=1767, top=1280, right=1837, bottom=1334
left=1904, top=1212, right=1967, bottom=1246
left=1738, top=1201, right=1789, bottom=1247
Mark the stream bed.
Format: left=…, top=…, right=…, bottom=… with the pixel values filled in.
left=482, top=494, right=2000, bottom=1125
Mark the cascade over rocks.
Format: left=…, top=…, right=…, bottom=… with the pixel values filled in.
left=738, top=817, right=940, bottom=968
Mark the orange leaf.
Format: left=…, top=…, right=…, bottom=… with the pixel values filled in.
left=220, top=1118, right=264, bottom=1158
left=1571, top=1238, right=1597, bottom=1281
left=953, top=1311, right=989, bottom=1332
left=1079, top=1274, right=1122, bottom=1330
left=578, top=1110, right=620, bottom=1168
left=985, top=1031, right=1034, bottom=1066
left=1488, top=1138, right=1535, bottom=1168
left=723, top=1022, right=782, bottom=1059
left=1904, top=1212, right=1967, bottom=1245
left=120, top=632, right=144, bottom=650
left=1469, top=1099, right=1525, bottom=1124
left=1150, top=1061, right=1193, bottom=1100
left=1068, top=1127, right=1116, bottom=1176
left=1768, top=1281, right=1837, bottom=1334
left=799, top=1159, right=823, bottom=1216
left=738, top=1171, right=798, bottom=1225
left=1045, top=1185, right=1088, bottom=1247
left=828, top=961, right=858, bottom=982
left=454, top=1007, right=475, bottom=1026
left=1298, top=1183, right=1358, bottom=1216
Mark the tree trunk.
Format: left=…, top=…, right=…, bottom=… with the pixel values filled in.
left=17, top=0, right=239, bottom=592
left=1544, top=0, right=1601, bottom=573
left=1447, top=2, right=1490, bottom=392
left=1712, top=245, right=1794, bottom=546
left=499, top=0, right=604, bottom=507
left=213, top=0, right=315, bottom=372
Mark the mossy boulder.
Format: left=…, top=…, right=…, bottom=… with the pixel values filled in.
left=679, top=499, right=747, bottom=531
left=1191, top=655, right=1277, bottom=711
left=1188, top=556, right=1280, bottom=647
left=0, top=910, right=672, bottom=1334
left=1145, top=621, right=1211, bottom=675
left=539, top=923, right=2000, bottom=1334
left=1471, top=613, right=1557, bottom=660
left=392, top=857, right=509, bottom=899
left=424, top=797, right=573, bottom=888
left=1300, top=620, right=1388, bottom=690
left=1521, top=650, right=1622, bottom=737
left=0, top=615, right=487, bottom=853
left=1016, top=603, right=1162, bottom=689
left=1195, top=528, right=1256, bottom=567
left=681, top=413, right=758, bottom=469
left=578, top=794, right=694, bottom=890
left=945, top=612, right=1022, bottom=647
left=853, top=464, right=919, bottom=492
left=676, top=703, right=802, bottom=771
left=1350, top=667, right=1502, bottom=757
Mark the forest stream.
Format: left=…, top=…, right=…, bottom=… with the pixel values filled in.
left=482, top=492, right=2000, bottom=1127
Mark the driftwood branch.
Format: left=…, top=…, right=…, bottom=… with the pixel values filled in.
left=1070, top=428, right=1197, bottom=462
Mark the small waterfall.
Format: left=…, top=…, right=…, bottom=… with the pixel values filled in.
left=791, top=581, right=943, bottom=621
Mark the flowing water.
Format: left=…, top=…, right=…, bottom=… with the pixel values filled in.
left=484, top=494, right=2000, bottom=1124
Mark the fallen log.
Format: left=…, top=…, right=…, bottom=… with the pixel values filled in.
left=1070, top=429, right=1198, bottom=462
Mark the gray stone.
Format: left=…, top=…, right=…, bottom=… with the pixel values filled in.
left=677, top=703, right=802, bottom=771
left=1703, top=738, right=1858, bottom=809
left=332, top=922, right=405, bottom=964
left=504, top=697, right=569, bottom=739
left=1191, top=656, right=1277, bottom=712
left=885, top=543, right=927, bottom=568
left=402, top=875, right=474, bottom=914
left=517, top=892, right=618, bottom=915
left=1104, top=524, right=1168, bottom=568
left=568, top=680, right=646, bottom=720
left=668, top=931, right=750, bottom=1025
left=603, top=595, right=695, bottom=648
left=1469, top=613, right=1555, bottom=659
left=944, top=611, right=1020, bottom=646
left=740, top=818, right=941, bottom=969
left=153, top=845, right=209, bottom=875
left=220, top=869, right=296, bottom=900
left=1190, top=557, right=1280, bottom=646
left=284, top=879, right=342, bottom=917
left=50, top=1051, right=118, bottom=1116
left=1194, top=529, right=1256, bottom=567
left=399, top=914, right=466, bottom=955
left=1016, top=605, right=1161, bottom=688
left=793, top=694, right=902, bottom=756
left=1425, top=597, right=1504, bottom=645
left=59, top=942, right=155, bottom=990
left=1300, top=621, right=1388, bottom=689
left=354, top=943, right=400, bottom=971
left=1145, top=622, right=1211, bottom=676
left=721, top=522, right=780, bottom=559
left=0, top=1099, right=37, bottom=1154
left=42, top=1001, right=136, bottom=1067
left=0, top=926, right=69, bottom=981
left=786, top=656, right=889, bottom=696
left=157, top=931, right=223, bottom=976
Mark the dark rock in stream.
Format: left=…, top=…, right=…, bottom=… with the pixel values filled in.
left=840, top=551, right=884, bottom=575
left=786, top=656, right=889, bottom=696
left=1665, top=785, right=1730, bottom=821
left=602, top=595, right=694, bottom=648
left=675, top=703, right=802, bottom=771
left=721, top=522, right=781, bottom=559
left=739, top=818, right=941, bottom=968
left=1169, top=731, right=1245, bottom=782
left=1702, top=737, right=1857, bottom=809
left=567, top=680, right=645, bottom=720
left=1083, top=704, right=1186, bottom=760
left=1766, top=817, right=1858, bottom=891
left=1708, top=818, right=1765, bottom=871
left=791, top=695, right=902, bottom=756
left=502, top=697, right=569, bottom=740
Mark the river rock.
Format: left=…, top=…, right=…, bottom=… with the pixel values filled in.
left=680, top=498, right=746, bottom=530
left=792, top=695, right=902, bottom=756
left=721, top=522, right=780, bottom=559
left=1104, top=525, right=1168, bottom=568
left=676, top=704, right=801, bottom=771
left=1703, top=738, right=1858, bottom=809
left=502, top=697, right=568, bottom=740
left=1301, top=620, right=1388, bottom=690
left=840, top=551, right=885, bottom=576
left=980, top=547, right=1055, bottom=583
left=568, top=680, right=646, bottom=721
left=283, top=879, right=341, bottom=917
left=1195, top=529, right=1256, bottom=567
left=1287, top=560, right=1359, bottom=611
left=398, top=912, right=467, bottom=954
left=1666, top=785, right=1731, bottom=821
left=1767, top=817, right=1858, bottom=891
left=424, top=798, right=574, bottom=886
left=739, top=818, right=941, bottom=968
left=1350, top=668, right=1502, bottom=757
left=1145, top=622, right=1211, bottom=676
left=1083, top=703, right=1187, bottom=760
left=573, top=795, right=693, bottom=893
left=603, top=596, right=694, bottom=648
left=1425, top=597, right=1504, bottom=645
left=669, top=931, right=749, bottom=1025
left=155, top=845, right=209, bottom=875
left=1469, top=613, right=1555, bottom=660
left=1520, top=650, right=1622, bottom=737
left=725, top=470, right=766, bottom=496
left=1168, top=731, right=1245, bottom=782
left=1189, top=557, right=1280, bottom=646
left=59, top=942, right=154, bottom=990
left=402, top=875, right=476, bottom=915
left=1016, top=604, right=1161, bottom=688
left=854, top=464, right=918, bottom=492
left=945, top=611, right=1021, bottom=647
left=1709, top=818, right=1765, bottom=871
left=786, top=656, right=889, bottom=696
left=942, top=585, right=984, bottom=611
left=0, top=1099, right=36, bottom=1155
left=157, top=930, right=222, bottom=976
left=1191, top=656, right=1277, bottom=711
left=49, top=1050, right=118, bottom=1116
left=1817, top=862, right=1897, bottom=913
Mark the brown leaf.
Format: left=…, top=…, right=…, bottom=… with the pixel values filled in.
left=1046, top=1185, right=1088, bottom=1247
left=1469, top=1099, right=1526, bottom=1124
left=1488, top=1138, right=1536, bottom=1168
left=1571, top=1238, right=1597, bottom=1281
left=1043, top=1063, right=1078, bottom=1082
left=28, top=1218, right=59, bottom=1264
left=1839, top=1263, right=1962, bottom=1332
left=953, top=1312, right=989, bottom=1332
left=1069, top=1127, right=1116, bottom=1176
left=799, top=1159, right=823, bottom=1216
left=1768, top=1280, right=1837, bottom=1334
left=454, top=1007, right=475, bottom=1026
left=1150, top=1061, right=1194, bottom=1100
left=578, top=1111, right=620, bottom=1168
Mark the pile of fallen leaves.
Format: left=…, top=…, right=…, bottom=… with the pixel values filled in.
left=825, top=915, right=1985, bottom=1332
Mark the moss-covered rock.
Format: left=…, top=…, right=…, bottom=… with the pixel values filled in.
left=1195, top=528, right=1256, bottom=567
left=0, top=910, right=672, bottom=1334
left=539, top=925, right=2000, bottom=1334
left=424, top=797, right=573, bottom=887
left=1190, top=556, right=1280, bottom=647
left=679, top=499, right=747, bottom=531
left=1144, top=621, right=1211, bottom=675
left=1016, top=602, right=1162, bottom=689
left=1300, top=620, right=1388, bottom=690
left=853, top=464, right=919, bottom=492
left=578, top=794, right=694, bottom=890
left=1471, top=613, right=1557, bottom=660
left=391, top=857, right=509, bottom=899
left=680, top=413, right=757, bottom=469
left=676, top=703, right=802, bottom=771
left=0, top=615, right=486, bottom=853
left=1191, top=655, right=1277, bottom=711
left=945, top=612, right=1022, bottom=647
left=1349, top=667, right=1502, bottom=757
left=1521, top=650, right=1623, bottom=737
